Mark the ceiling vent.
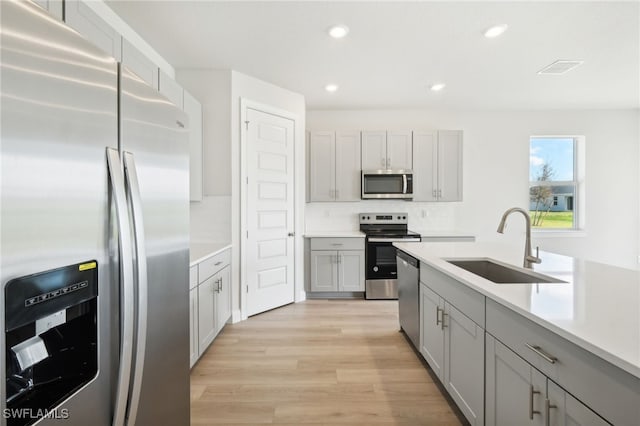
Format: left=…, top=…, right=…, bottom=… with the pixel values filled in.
left=537, top=60, right=584, bottom=75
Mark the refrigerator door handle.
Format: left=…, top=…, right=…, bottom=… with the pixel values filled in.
left=123, top=152, right=148, bottom=426
left=106, top=148, right=135, bottom=426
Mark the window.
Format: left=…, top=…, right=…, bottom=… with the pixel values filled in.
left=529, top=137, right=580, bottom=229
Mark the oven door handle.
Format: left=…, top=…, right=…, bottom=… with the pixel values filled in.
left=368, top=237, right=422, bottom=243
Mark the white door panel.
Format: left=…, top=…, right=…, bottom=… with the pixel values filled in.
left=246, top=108, right=295, bottom=316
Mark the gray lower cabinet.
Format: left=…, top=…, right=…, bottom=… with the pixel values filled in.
left=310, top=250, right=364, bottom=292
left=486, top=333, right=546, bottom=426
left=547, top=381, right=610, bottom=426
left=486, top=334, right=610, bottom=426
left=419, top=282, right=484, bottom=425
left=309, top=238, right=365, bottom=292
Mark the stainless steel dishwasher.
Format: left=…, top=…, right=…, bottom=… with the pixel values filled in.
left=397, top=249, right=419, bottom=350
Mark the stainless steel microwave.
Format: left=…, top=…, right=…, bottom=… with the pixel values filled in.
left=361, top=170, right=413, bottom=199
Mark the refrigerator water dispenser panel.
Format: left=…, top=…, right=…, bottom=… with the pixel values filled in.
left=5, top=262, right=99, bottom=426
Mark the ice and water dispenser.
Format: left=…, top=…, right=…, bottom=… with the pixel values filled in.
left=5, top=261, right=99, bottom=425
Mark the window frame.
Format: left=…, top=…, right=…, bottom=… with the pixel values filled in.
left=529, top=136, right=582, bottom=231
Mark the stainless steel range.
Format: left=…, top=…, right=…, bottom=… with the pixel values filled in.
left=359, top=213, right=421, bottom=299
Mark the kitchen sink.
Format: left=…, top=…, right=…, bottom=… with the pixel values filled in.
left=446, top=259, right=565, bottom=284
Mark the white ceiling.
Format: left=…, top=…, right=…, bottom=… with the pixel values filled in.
left=107, top=1, right=639, bottom=110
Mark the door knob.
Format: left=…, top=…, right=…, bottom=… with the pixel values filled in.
left=288, top=232, right=295, bottom=237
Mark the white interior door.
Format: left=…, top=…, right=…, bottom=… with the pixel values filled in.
left=245, top=107, right=295, bottom=316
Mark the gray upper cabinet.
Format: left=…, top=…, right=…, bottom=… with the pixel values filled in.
left=183, top=90, right=203, bottom=202
left=413, top=130, right=462, bottom=201
left=33, top=0, right=63, bottom=19
left=122, top=39, right=159, bottom=89
left=308, top=131, right=361, bottom=202
left=361, top=130, right=412, bottom=170
left=159, top=70, right=184, bottom=109
left=65, top=0, right=122, bottom=61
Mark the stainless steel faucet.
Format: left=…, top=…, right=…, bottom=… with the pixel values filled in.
left=497, top=207, right=542, bottom=268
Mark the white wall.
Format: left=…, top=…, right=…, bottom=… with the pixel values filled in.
left=189, top=196, right=231, bottom=243
left=307, top=109, right=639, bottom=269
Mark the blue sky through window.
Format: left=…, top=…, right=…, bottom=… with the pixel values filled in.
left=529, top=137, right=574, bottom=181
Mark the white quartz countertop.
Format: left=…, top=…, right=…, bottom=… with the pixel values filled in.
left=304, top=231, right=366, bottom=238
left=393, top=241, right=640, bottom=378
left=190, top=242, right=232, bottom=266
left=414, top=230, right=476, bottom=239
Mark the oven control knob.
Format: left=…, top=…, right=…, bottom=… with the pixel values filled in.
left=397, top=216, right=400, bottom=219
left=373, top=266, right=379, bottom=272
left=403, top=216, right=406, bottom=219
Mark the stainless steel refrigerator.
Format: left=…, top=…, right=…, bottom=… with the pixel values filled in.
left=1, top=1, right=190, bottom=425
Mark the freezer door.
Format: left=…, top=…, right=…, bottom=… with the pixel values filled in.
left=1, top=1, right=118, bottom=425
left=120, top=66, right=190, bottom=425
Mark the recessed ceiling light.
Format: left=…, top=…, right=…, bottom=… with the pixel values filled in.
left=328, top=25, right=349, bottom=39
left=484, top=24, right=508, bottom=38
left=429, top=83, right=446, bottom=92
left=325, top=84, right=339, bottom=93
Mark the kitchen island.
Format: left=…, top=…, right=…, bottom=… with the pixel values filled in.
left=394, top=241, right=640, bottom=426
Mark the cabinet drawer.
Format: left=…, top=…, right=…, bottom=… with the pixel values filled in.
left=198, top=249, right=231, bottom=283
left=310, top=237, right=364, bottom=251
left=189, top=266, right=198, bottom=290
left=420, top=264, right=484, bottom=327
left=486, top=299, right=640, bottom=426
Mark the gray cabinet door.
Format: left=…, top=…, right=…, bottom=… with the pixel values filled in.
left=437, top=130, right=463, bottom=201
left=189, top=288, right=199, bottom=367
left=444, top=303, right=484, bottom=425
left=197, top=275, right=217, bottom=355
left=335, top=131, right=361, bottom=201
left=547, top=381, right=610, bottom=426
left=361, top=131, right=387, bottom=169
left=122, top=39, right=159, bottom=89
left=338, top=250, right=365, bottom=291
left=412, top=131, right=438, bottom=201
left=33, top=0, right=63, bottom=19
left=486, top=333, right=545, bottom=426
left=65, top=0, right=122, bottom=60
left=184, top=90, right=203, bottom=201
left=215, top=265, right=232, bottom=335
left=308, top=131, right=336, bottom=201
left=310, top=250, right=338, bottom=291
left=420, top=283, right=445, bottom=381
left=387, top=131, right=413, bottom=170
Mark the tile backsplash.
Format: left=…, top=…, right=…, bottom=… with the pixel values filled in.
left=305, top=201, right=458, bottom=232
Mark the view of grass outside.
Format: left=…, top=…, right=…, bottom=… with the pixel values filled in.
left=530, top=211, right=574, bottom=228
left=529, top=137, right=577, bottom=230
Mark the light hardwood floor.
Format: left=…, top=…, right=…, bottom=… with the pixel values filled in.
left=190, top=299, right=464, bottom=425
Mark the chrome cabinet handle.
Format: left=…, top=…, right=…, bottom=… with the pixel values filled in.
left=387, top=158, right=391, bottom=168
left=432, top=189, right=437, bottom=198
left=218, top=279, right=222, bottom=292
left=545, top=399, right=557, bottom=426
left=123, top=151, right=148, bottom=426
left=106, top=148, right=135, bottom=426
left=441, top=311, right=448, bottom=329
left=331, top=243, right=343, bottom=246
left=526, top=343, right=558, bottom=364
left=529, top=385, right=541, bottom=420
left=436, top=306, right=442, bottom=326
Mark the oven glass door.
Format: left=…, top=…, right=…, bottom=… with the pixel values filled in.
left=366, top=241, right=399, bottom=280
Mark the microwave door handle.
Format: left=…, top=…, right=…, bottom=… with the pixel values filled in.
left=402, top=174, right=408, bottom=194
